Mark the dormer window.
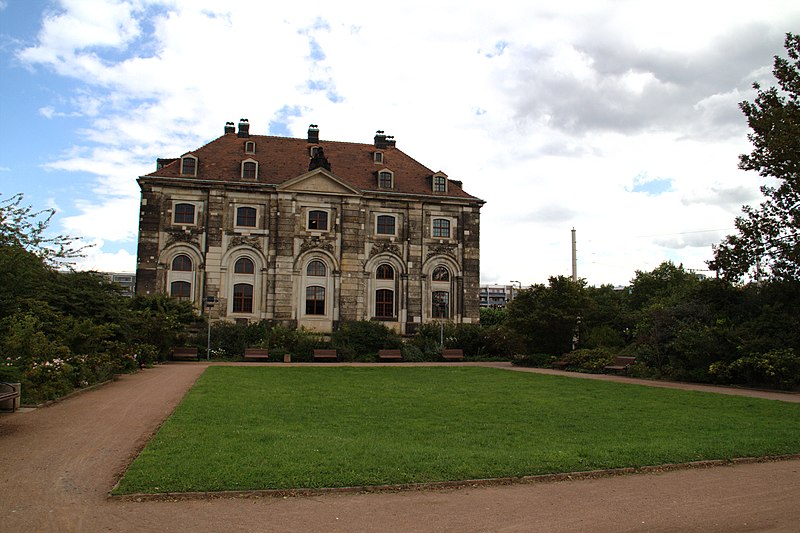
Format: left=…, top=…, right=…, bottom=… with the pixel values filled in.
left=310, top=146, right=321, bottom=157
left=378, top=170, right=393, bottom=189
left=245, top=141, right=255, bottom=154
left=181, top=155, right=198, bottom=176
left=374, top=151, right=384, bottom=164
left=433, top=174, right=447, bottom=193
left=241, top=159, right=258, bottom=179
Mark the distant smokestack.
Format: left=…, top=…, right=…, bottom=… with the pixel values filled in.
left=224, top=121, right=235, bottom=134
left=571, top=228, right=578, bottom=282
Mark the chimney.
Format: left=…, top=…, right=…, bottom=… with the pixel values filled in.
left=307, top=124, right=319, bottom=144
left=224, top=121, right=235, bottom=134
left=374, top=130, right=387, bottom=149
left=237, top=118, right=250, bottom=138
left=386, top=135, right=396, bottom=148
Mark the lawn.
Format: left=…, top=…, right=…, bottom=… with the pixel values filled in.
left=113, top=366, right=800, bottom=494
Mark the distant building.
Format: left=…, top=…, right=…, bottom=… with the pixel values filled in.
left=101, top=272, right=136, bottom=297
left=135, top=120, right=484, bottom=333
left=479, top=284, right=516, bottom=308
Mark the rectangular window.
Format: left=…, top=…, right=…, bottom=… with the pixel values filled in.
left=236, top=206, right=257, bottom=227
left=308, top=210, right=328, bottom=231
left=305, top=286, right=326, bottom=315
left=242, top=161, right=257, bottom=179
left=433, top=176, right=446, bottom=192
left=375, top=289, right=394, bottom=319
left=432, top=291, right=449, bottom=318
left=432, top=218, right=451, bottom=238
left=170, top=281, right=191, bottom=301
left=233, top=283, right=253, bottom=313
left=376, top=215, right=396, bottom=235
left=174, top=203, right=195, bottom=224
left=379, top=171, right=393, bottom=189
left=181, top=157, right=196, bottom=176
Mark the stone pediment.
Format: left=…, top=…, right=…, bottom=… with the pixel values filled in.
left=278, top=168, right=362, bottom=196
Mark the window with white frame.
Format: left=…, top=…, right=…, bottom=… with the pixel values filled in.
left=236, top=206, right=257, bottom=228
left=181, top=156, right=198, bottom=176
left=308, top=210, right=328, bottom=231
left=376, top=214, right=396, bottom=235
left=378, top=170, right=393, bottom=189
left=174, top=203, right=196, bottom=225
left=432, top=218, right=451, bottom=238
left=241, top=160, right=257, bottom=179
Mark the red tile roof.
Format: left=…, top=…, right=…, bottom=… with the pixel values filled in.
left=143, top=131, right=481, bottom=201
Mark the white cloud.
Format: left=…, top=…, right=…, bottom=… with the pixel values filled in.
left=14, top=0, right=800, bottom=283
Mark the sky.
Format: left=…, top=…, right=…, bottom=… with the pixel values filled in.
left=1, top=0, right=799, bottom=287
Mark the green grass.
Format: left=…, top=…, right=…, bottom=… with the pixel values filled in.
left=113, top=367, right=800, bottom=494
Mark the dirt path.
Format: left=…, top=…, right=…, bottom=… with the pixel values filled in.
left=1, top=363, right=799, bottom=532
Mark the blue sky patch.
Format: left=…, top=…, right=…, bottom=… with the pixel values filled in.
left=631, top=178, right=673, bottom=196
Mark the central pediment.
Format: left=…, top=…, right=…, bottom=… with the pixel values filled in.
left=277, top=168, right=362, bottom=196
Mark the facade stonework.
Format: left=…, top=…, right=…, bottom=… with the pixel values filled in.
left=135, top=121, right=484, bottom=333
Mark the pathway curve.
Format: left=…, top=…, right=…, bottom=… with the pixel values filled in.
left=1, top=362, right=798, bottom=532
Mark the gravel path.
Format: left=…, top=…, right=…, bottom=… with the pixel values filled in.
left=1, top=362, right=798, bottom=532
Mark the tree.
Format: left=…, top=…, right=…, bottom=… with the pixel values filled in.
left=0, top=193, right=86, bottom=267
left=710, top=33, right=800, bottom=282
left=505, top=276, right=588, bottom=355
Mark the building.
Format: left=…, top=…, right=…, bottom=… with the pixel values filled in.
left=479, top=284, right=517, bottom=308
left=135, top=120, right=484, bottom=334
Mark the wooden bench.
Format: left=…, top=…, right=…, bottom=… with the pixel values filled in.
left=441, top=348, right=464, bottom=361
left=0, top=383, right=21, bottom=413
left=244, top=348, right=270, bottom=362
left=313, top=349, right=338, bottom=362
left=551, top=357, right=570, bottom=369
left=604, top=356, right=636, bottom=374
left=171, top=347, right=198, bottom=361
left=377, top=349, right=403, bottom=362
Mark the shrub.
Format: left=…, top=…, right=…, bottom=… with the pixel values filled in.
left=710, top=349, right=800, bottom=390
left=332, top=321, right=402, bottom=361
left=561, top=348, right=616, bottom=373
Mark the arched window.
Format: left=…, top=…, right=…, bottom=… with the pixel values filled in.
left=305, top=286, right=325, bottom=315
left=432, top=266, right=450, bottom=281
left=171, top=254, right=192, bottom=271
left=236, top=206, right=257, bottom=227
left=376, top=215, right=395, bottom=235
left=174, top=203, right=195, bottom=224
left=232, top=283, right=253, bottom=313
left=308, top=210, right=328, bottom=230
left=432, top=218, right=450, bottom=238
left=170, top=281, right=191, bottom=301
left=376, top=264, right=394, bottom=280
left=307, top=260, right=326, bottom=276
left=234, top=257, right=254, bottom=274
left=375, top=289, right=394, bottom=318
left=432, top=291, right=449, bottom=318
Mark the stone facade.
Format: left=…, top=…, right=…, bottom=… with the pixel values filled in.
left=135, top=121, right=484, bottom=334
